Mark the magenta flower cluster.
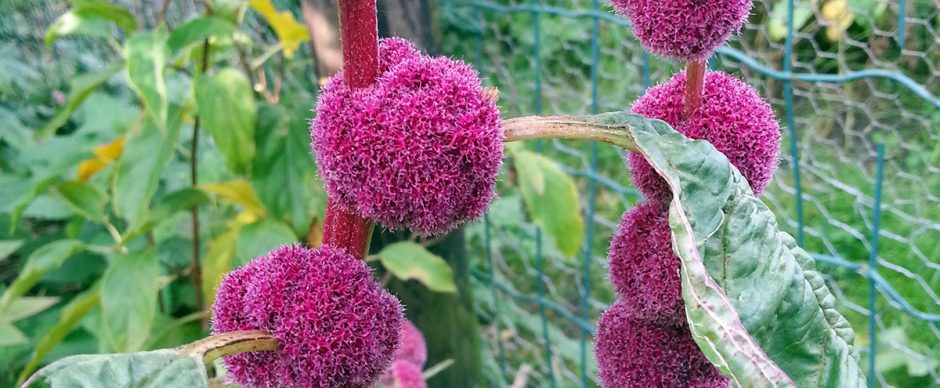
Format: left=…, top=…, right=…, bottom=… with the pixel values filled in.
left=312, top=38, right=503, bottom=236
left=609, top=0, right=752, bottom=60
left=211, top=245, right=403, bottom=388
left=379, top=320, right=428, bottom=388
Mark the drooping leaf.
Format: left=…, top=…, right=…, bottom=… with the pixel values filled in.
left=35, top=63, right=122, bottom=140
left=168, top=16, right=238, bottom=54
left=53, top=181, right=108, bottom=223
left=248, top=0, right=309, bottom=58
left=194, top=68, right=256, bottom=173
left=378, top=242, right=456, bottom=293
left=2, top=296, right=60, bottom=322
left=17, top=287, right=101, bottom=385
left=234, top=219, right=298, bottom=266
left=101, top=249, right=159, bottom=352
left=113, top=112, right=181, bottom=227
left=512, top=147, right=584, bottom=258
left=125, top=30, right=169, bottom=128
left=22, top=349, right=208, bottom=388
left=202, top=225, right=240, bottom=308
left=0, top=240, right=86, bottom=314
left=0, top=239, right=24, bottom=261
left=252, top=104, right=322, bottom=235
left=77, top=136, right=124, bottom=182
left=617, top=113, right=865, bottom=387
left=199, top=179, right=266, bottom=218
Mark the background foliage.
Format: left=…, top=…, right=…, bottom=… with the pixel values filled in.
left=0, top=0, right=938, bottom=387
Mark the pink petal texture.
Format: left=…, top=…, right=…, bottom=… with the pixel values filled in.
left=312, top=37, right=503, bottom=236
left=211, top=245, right=403, bottom=388
left=595, top=300, right=729, bottom=388
left=609, top=0, right=751, bottom=61
left=629, top=71, right=781, bottom=205
left=607, top=201, right=685, bottom=325
left=379, top=360, right=427, bottom=388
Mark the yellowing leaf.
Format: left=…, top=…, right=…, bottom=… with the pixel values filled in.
left=199, top=179, right=266, bottom=218
left=821, top=0, right=854, bottom=41
left=77, top=136, right=124, bottom=181
left=249, top=0, right=309, bottom=58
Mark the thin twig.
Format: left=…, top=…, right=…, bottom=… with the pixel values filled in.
left=191, top=38, right=211, bottom=319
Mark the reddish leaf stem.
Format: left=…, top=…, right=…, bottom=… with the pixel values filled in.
left=321, top=0, right=380, bottom=259
left=684, top=59, right=707, bottom=119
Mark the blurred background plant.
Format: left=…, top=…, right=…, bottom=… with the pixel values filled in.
left=0, top=0, right=938, bottom=387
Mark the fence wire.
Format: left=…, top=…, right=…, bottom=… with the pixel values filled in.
left=441, top=0, right=940, bottom=387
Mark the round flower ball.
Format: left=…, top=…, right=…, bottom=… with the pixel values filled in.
left=395, top=320, right=427, bottom=367
left=608, top=201, right=685, bottom=325
left=629, top=71, right=780, bottom=205
left=610, top=0, right=751, bottom=61
left=595, top=300, right=728, bottom=388
left=211, top=245, right=404, bottom=388
left=379, top=360, right=427, bottom=388
left=312, top=38, right=503, bottom=236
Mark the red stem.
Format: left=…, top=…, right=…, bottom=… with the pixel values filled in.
left=321, top=0, right=379, bottom=259
left=683, top=60, right=707, bottom=119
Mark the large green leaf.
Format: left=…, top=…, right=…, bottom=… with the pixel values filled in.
left=53, top=181, right=108, bottom=223
left=22, top=349, right=208, bottom=388
left=101, top=249, right=159, bottom=352
left=0, top=240, right=85, bottom=314
left=167, top=16, right=237, bottom=54
left=125, top=30, right=169, bottom=128
left=35, top=63, right=122, bottom=140
left=512, top=146, right=584, bottom=257
left=619, top=113, right=864, bottom=387
left=194, top=68, right=256, bottom=174
left=17, top=287, right=101, bottom=384
left=113, top=112, right=182, bottom=227
left=252, top=104, right=322, bottom=235
left=378, top=242, right=456, bottom=293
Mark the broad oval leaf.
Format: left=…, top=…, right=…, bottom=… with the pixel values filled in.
left=23, top=349, right=208, bottom=388
left=512, top=147, right=584, bottom=258
left=167, top=16, right=238, bottom=54
left=125, top=30, right=169, bottom=128
left=622, top=114, right=865, bottom=387
left=0, top=239, right=85, bottom=314
left=113, top=114, right=182, bottom=226
left=101, top=249, right=159, bottom=352
left=194, top=68, right=257, bottom=174
left=378, top=242, right=456, bottom=293
left=53, top=181, right=108, bottom=223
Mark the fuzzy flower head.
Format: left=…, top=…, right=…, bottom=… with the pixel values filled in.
left=379, top=360, right=427, bottom=388
left=395, top=320, right=428, bottom=367
left=595, top=300, right=728, bottom=388
left=211, top=245, right=403, bottom=388
left=610, top=0, right=751, bottom=60
left=629, top=71, right=780, bottom=205
left=607, top=201, right=685, bottom=325
left=312, top=38, right=503, bottom=236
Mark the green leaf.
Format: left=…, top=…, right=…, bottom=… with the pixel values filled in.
left=194, top=68, right=256, bottom=173
left=71, top=0, right=138, bottom=31
left=113, top=112, right=182, bottom=227
left=199, top=179, right=267, bottom=218
left=168, top=16, right=237, bottom=54
left=620, top=113, right=864, bottom=387
left=209, top=0, right=249, bottom=24
left=0, top=240, right=85, bottom=314
left=3, top=296, right=60, bottom=322
left=125, top=30, right=169, bottom=128
left=45, top=10, right=112, bottom=46
left=234, top=219, right=298, bottom=266
left=53, top=181, right=108, bottom=223
left=0, top=239, right=24, bottom=261
left=768, top=0, right=813, bottom=41
left=202, top=225, right=240, bottom=309
left=512, top=148, right=584, bottom=257
left=17, top=287, right=101, bottom=385
left=248, top=0, right=309, bottom=58
left=101, top=249, right=159, bottom=352
left=378, top=242, right=456, bottom=293
left=35, top=63, right=121, bottom=140
left=124, top=189, right=210, bottom=241
left=0, top=322, right=29, bottom=347
left=22, top=349, right=208, bottom=388
left=252, top=104, right=322, bottom=234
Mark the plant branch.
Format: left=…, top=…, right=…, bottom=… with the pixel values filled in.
left=191, top=38, right=211, bottom=317
left=178, top=330, right=279, bottom=365
left=502, top=115, right=638, bottom=151
left=684, top=59, right=707, bottom=119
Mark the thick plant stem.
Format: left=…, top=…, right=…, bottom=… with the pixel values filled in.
left=178, top=330, right=279, bottom=364
left=502, top=115, right=638, bottom=151
left=684, top=59, right=707, bottom=119
left=321, top=0, right=379, bottom=259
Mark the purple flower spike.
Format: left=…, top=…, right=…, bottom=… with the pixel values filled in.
left=610, top=0, right=752, bottom=61
left=312, top=38, right=503, bottom=236
left=629, top=71, right=780, bottom=205
left=379, top=360, right=427, bottom=388
left=211, top=245, right=403, bottom=388
left=607, top=201, right=685, bottom=325
left=595, top=300, right=728, bottom=388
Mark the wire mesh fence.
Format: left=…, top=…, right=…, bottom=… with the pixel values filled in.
left=440, top=0, right=940, bottom=387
